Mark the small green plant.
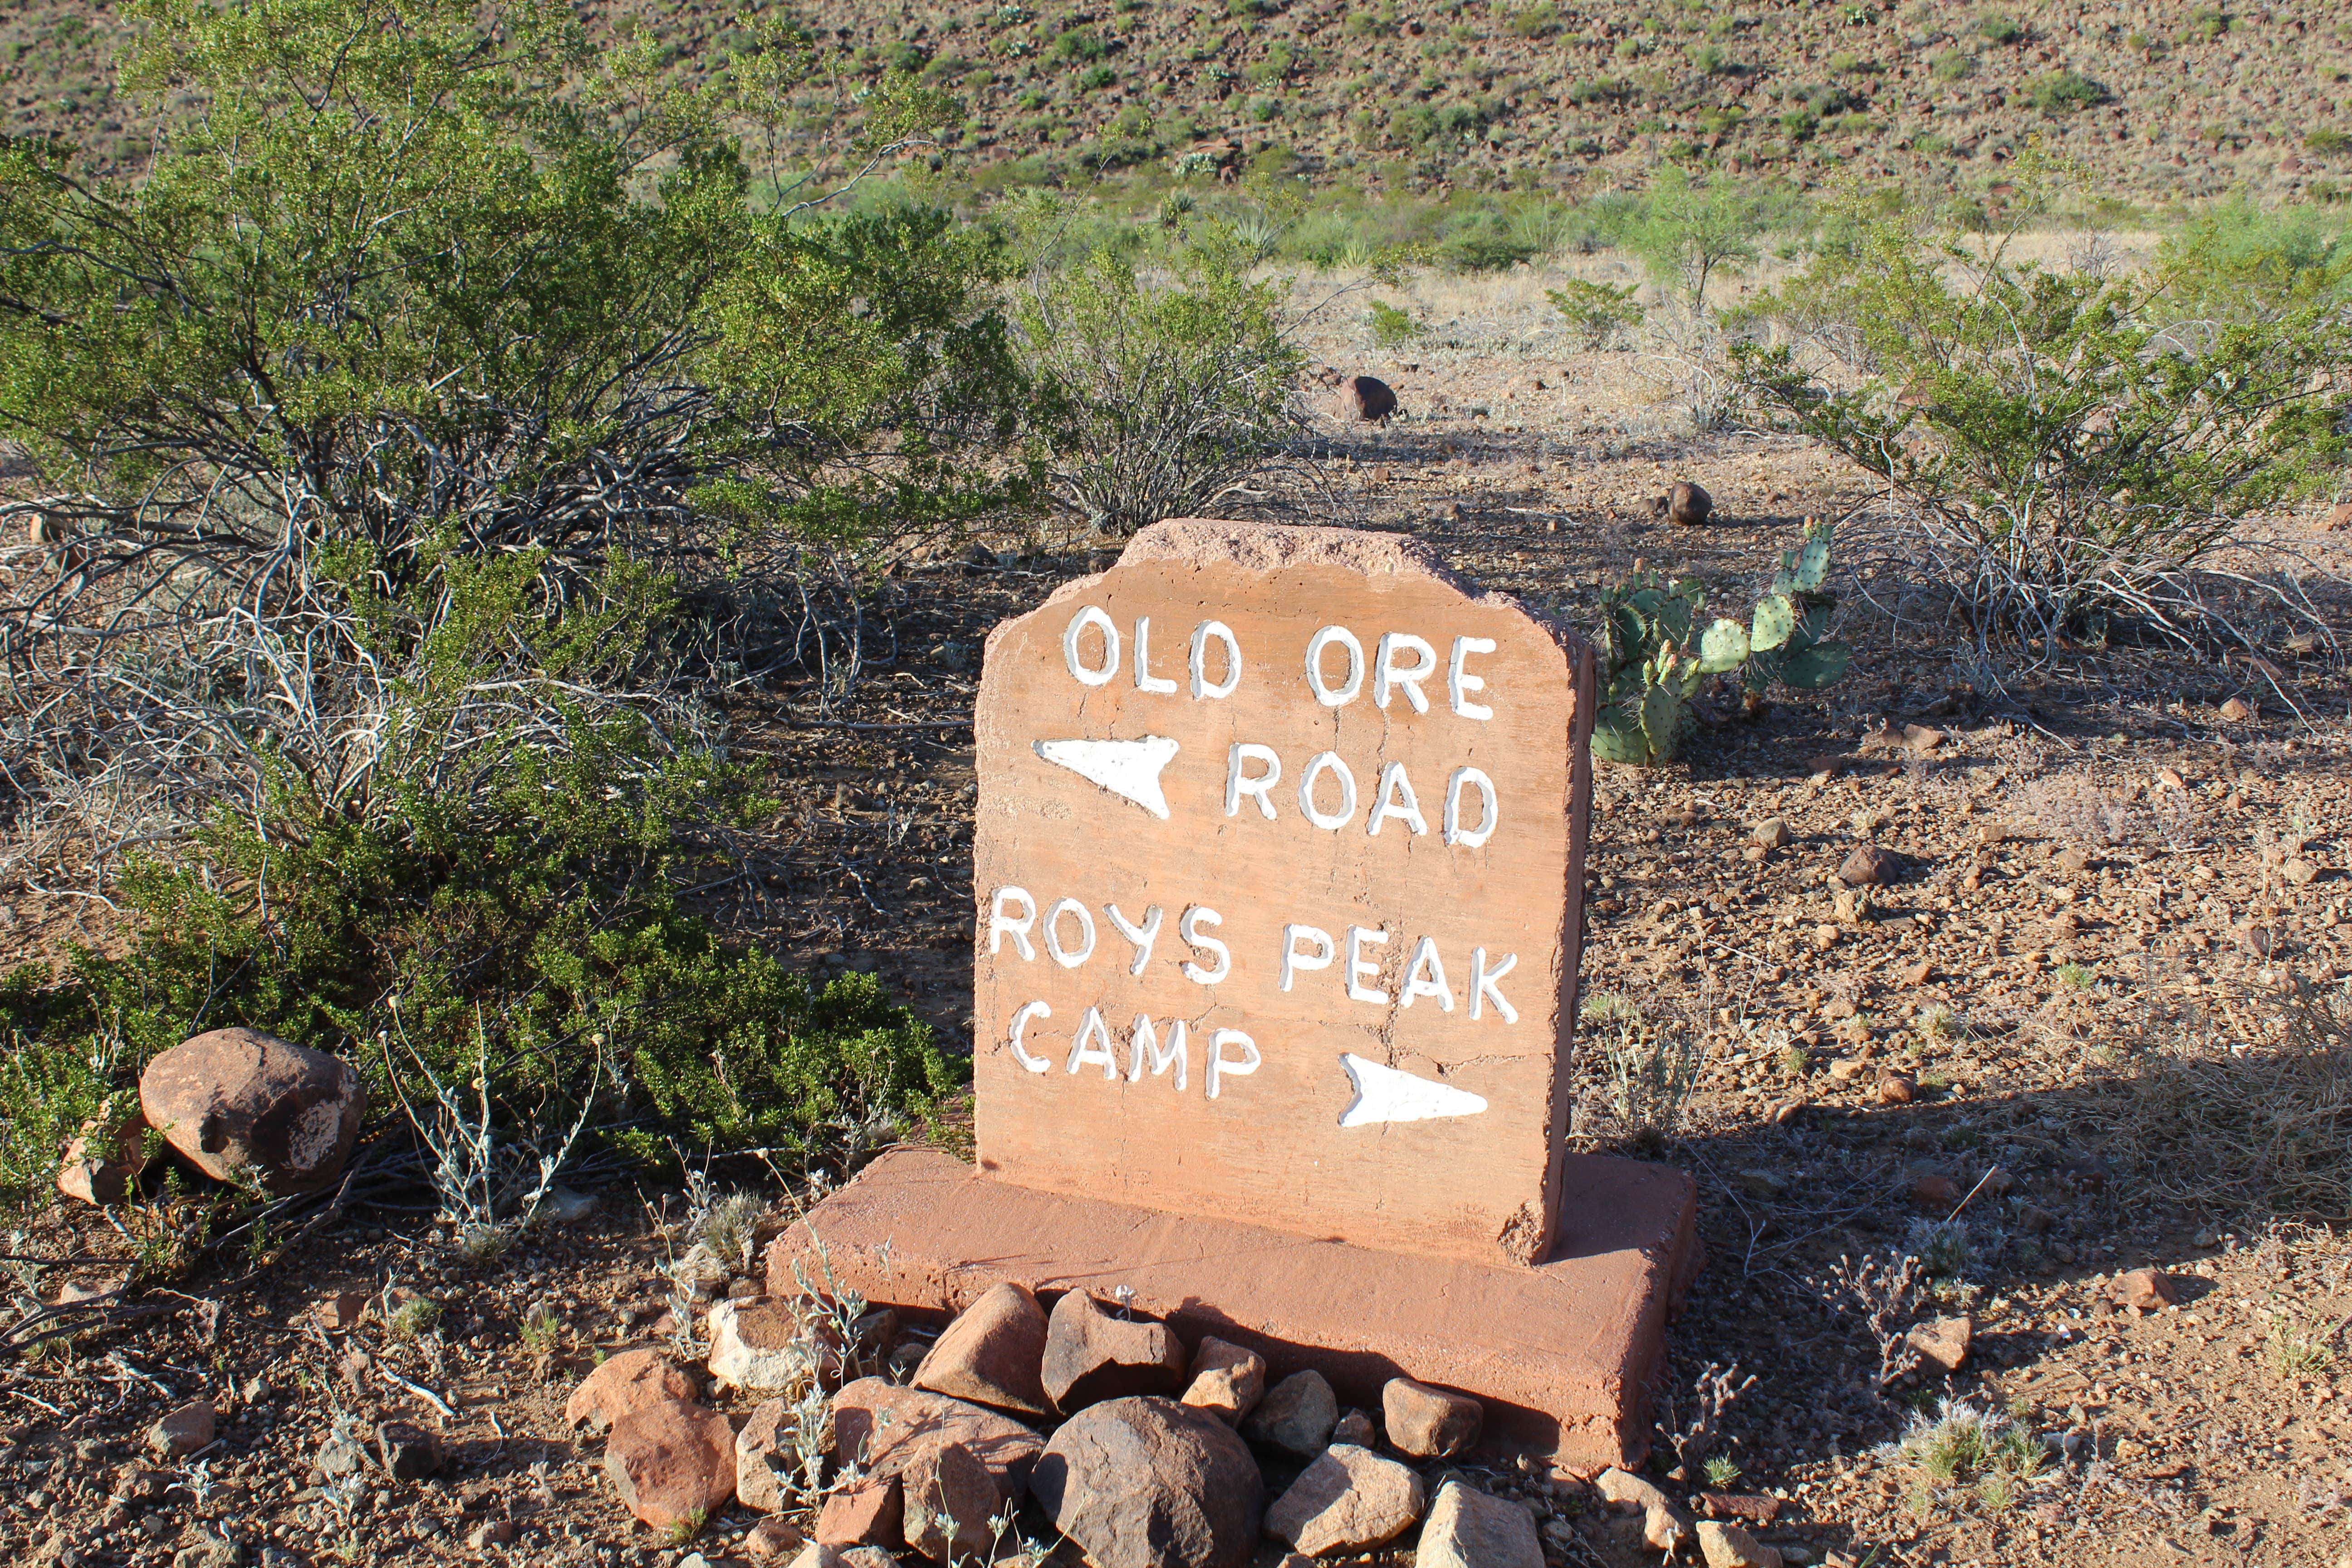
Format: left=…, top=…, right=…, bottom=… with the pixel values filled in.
left=1930, top=49, right=1975, bottom=80
left=2307, top=129, right=2352, bottom=156
left=1366, top=299, right=1424, bottom=346
left=2053, top=961, right=2095, bottom=991
left=1905, top=1217, right=1975, bottom=1277
left=2268, top=1309, right=2338, bottom=1376
left=1596, top=1014, right=1701, bottom=1150
left=1588, top=518, right=1851, bottom=766
left=2024, top=69, right=2107, bottom=114
left=519, top=1303, right=564, bottom=1360
left=1779, top=1042, right=1812, bottom=1076
left=1702, top=1454, right=1742, bottom=1487
left=1547, top=279, right=1646, bottom=348
left=391, top=1296, right=444, bottom=1340
left=1916, top=1004, right=1960, bottom=1044
left=2189, top=8, right=2229, bottom=43
left=1508, top=3, right=1564, bottom=39
left=1885, top=1397, right=2044, bottom=1511
left=1976, top=14, right=2024, bottom=44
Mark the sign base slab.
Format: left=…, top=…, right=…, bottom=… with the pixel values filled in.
left=767, top=1147, right=1702, bottom=1471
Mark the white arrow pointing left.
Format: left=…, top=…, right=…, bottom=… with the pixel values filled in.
left=1033, top=735, right=1181, bottom=820
left=1337, top=1053, right=1490, bottom=1127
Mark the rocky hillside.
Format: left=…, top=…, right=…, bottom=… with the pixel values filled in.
left=7, top=0, right=2352, bottom=204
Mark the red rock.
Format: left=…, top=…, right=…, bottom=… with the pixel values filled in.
left=1904, top=1315, right=1972, bottom=1373
left=831, top=1378, right=1045, bottom=1494
left=774, top=1149, right=1701, bottom=1468
left=605, top=1400, right=735, bottom=1532
left=1696, top=1493, right=1781, bottom=1525
left=138, top=1028, right=364, bottom=1194
left=1910, top=1172, right=1959, bottom=1211
left=900, top=1439, right=1004, bottom=1562
left=374, top=1420, right=442, bottom=1480
left=148, top=1400, right=214, bottom=1460
left=1416, top=1479, right=1543, bottom=1568
left=970, top=519, right=1599, bottom=1269
left=2329, top=501, right=2352, bottom=532
left=311, top=1290, right=369, bottom=1333
left=1032, top=1396, right=1264, bottom=1568
left=1877, top=1073, right=1916, bottom=1106
left=913, top=1281, right=1051, bottom=1417
left=1179, top=1336, right=1266, bottom=1426
left=1382, top=1377, right=1482, bottom=1458
left=1244, top=1369, right=1337, bottom=1456
left=1042, top=1289, right=1188, bottom=1414
left=2118, top=1268, right=2177, bottom=1310
left=1838, top=845, right=1904, bottom=887
left=564, top=1348, right=697, bottom=1434
left=815, top=1475, right=903, bottom=1548
left=57, top=1106, right=148, bottom=1206
left=1266, top=1443, right=1426, bottom=1554
left=736, top=1398, right=799, bottom=1513
left=1339, top=375, right=1397, bottom=423
left=744, top=1519, right=805, bottom=1561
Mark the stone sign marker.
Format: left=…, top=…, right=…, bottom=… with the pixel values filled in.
left=971, top=519, right=1597, bottom=1267
left=777, top=519, right=1701, bottom=1466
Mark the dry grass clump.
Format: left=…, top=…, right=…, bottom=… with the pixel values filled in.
left=2106, top=975, right=2352, bottom=1218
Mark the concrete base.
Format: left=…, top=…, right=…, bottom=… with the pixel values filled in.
left=767, top=1147, right=1702, bottom=1471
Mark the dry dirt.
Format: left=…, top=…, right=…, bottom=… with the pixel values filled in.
left=4, top=276, right=2352, bottom=1568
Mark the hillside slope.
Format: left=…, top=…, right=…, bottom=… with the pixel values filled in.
left=6, top=0, right=2352, bottom=205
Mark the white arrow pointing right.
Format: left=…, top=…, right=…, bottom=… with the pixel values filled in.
left=1336, top=1053, right=1490, bottom=1127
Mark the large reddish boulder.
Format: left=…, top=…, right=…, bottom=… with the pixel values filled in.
left=831, top=1377, right=1045, bottom=1495
left=605, top=1400, right=735, bottom=1531
left=912, top=1282, right=1051, bottom=1417
left=1041, top=1289, right=1188, bottom=1414
left=138, top=1028, right=363, bottom=1194
left=566, top=1348, right=698, bottom=1434
left=1030, top=1396, right=1262, bottom=1568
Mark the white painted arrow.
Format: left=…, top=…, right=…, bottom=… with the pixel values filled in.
left=1336, top=1053, right=1490, bottom=1128
left=1033, top=735, right=1181, bottom=820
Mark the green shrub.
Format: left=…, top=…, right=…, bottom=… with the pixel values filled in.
left=1367, top=299, right=1424, bottom=345
left=2023, top=70, right=2108, bottom=114
left=1976, top=14, right=2024, bottom=44
left=2189, top=8, right=2230, bottom=43
left=1079, top=62, right=1116, bottom=90
left=1625, top=167, right=1770, bottom=304
left=2308, top=129, right=2352, bottom=156
left=1052, top=28, right=1107, bottom=62
left=1931, top=49, right=1975, bottom=81
left=1547, top=279, right=1645, bottom=348
left=1508, top=4, right=1563, bottom=39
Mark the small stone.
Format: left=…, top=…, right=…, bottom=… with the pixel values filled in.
left=149, top=1400, right=215, bottom=1460
left=1381, top=1377, right=1482, bottom=1459
left=1178, top=1337, right=1266, bottom=1427
left=1696, top=1519, right=1783, bottom=1568
left=56, top=1107, right=148, bottom=1207
left=170, top=1531, right=243, bottom=1568
left=1811, top=924, right=1839, bottom=951
left=1750, top=818, right=1792, bottom=849
left=1032, top=1396, right=1262, bottom=1568
left=2219, top=697, right=2253, bottom=721
left=1910, top=1172, right=1959, bottom=1210
left=735, top=1398, right=799, bottom=1513
left=1245, top=1369, right=1338, bottom=1457
left=605, top=1399, right=738, bottom=1533
left=1827, top=1058, right=1865, bottom=1082
left=537, top=1186, right=598, bottom=1223
left=1266, top=1444, right=1427, bottom=1555
left=1696, top=1494, right=1781, bottom=1525
left=311, top=1290, right=369, bottom=1333
left=1330, top=1409, right=1377, bottom=1447
left=1414, top=1479, right=1542, bottom=1568
left=2118, top=1269, right=2178, bottom=1310
left=1904, top=1315, right=1973, bottom=1373
left=565, top=1348, right=697, bottom=1433
left=815, top=1475, right=904, bottom=1548
left=707, top=1298, right=813, bottom=1393
left=1877, top=1072, right=1916, bottom=1106
left=900, top=1439, right=1003, bottom=1563
left=1040, top=1290, right=1188, bottom=1415
left=913, top=1282, right=1052, bottom=1417
left=2284, top=858, right=2319, bottom=886
left=2056, top=845, right=2094, bottom=873
left=1838, top=845, right=1903, bottom=887
left=466, top=1520, right=519, bottom=1549
left=745, top=1519, right=806, bottom=1562
left=374, top=1420, right=442, bottom=1480
left=1896, top=960, right=1932, bottom=987
left=1901, top=724, right=1945, bottom=753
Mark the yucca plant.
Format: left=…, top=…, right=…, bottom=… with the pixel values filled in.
left=1589, top=518, right=1851, bottom=765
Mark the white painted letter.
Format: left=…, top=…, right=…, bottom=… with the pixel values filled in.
left=1280, top=923, right=1336, bottom=992
left=1066, top=1005, right=1120, bottom=1079
left=1398, top=935, right=1455, bottom=1011
left=1366, top=760, right=1429, bottom=837
left=1128, top=1015, right=1189, bottom=1091
left=1132, top=617, right=1178, bottom=694
left=1206, top=1029, right=1260, bottom=1099
left=1104, top=903, right=1163, bottom=976
left=1470, top=947, right=1519, bottom=1024
left=988, top=886, right=1037, bottom=960
left=1346, top=926, right=1390, bottom=1004
left=1444, top=766, right=1499, bottom=848
left=1190, top=620, right=1242, bottom=699
left=1043, top=897, right=1096, bottom=969
left=1449, top=636, right=1497, bottom=720
left=1064, top=606, right=1118, bottom=686
left=1304, top=625, right=1364, bottom=707
left=1008, top=1000, right=1052, bottom=1073
left=1297, top=752, right=1358, bottom=831
left=1180, top=905, right=1231, bottom=985
left=1226, top=743, right=1282, bottom=820
left=1375, top=632, right=1438, bottom=713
